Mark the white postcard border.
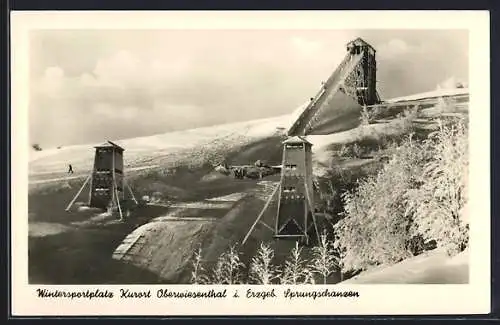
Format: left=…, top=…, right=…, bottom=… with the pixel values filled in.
left=10, top=10, right=491, bottom=316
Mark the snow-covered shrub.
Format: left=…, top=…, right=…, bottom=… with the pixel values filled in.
left=333, top=134, right=432, bottom=272
left=393, top=106, right=419, bottom=135
left=338, top=144, right=350, bottom=157
left=360, top=105, right=371, bottom=126
left=351, top=143, right=363, bottom=158
left=211, top=245, right=246, bottom=284
left=32, top=143, right=43, bottom=151
left=338, top=143, right=364, bottom=159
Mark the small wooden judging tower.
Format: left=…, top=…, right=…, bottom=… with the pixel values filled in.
left=65, top=140, right=137, bottom=220
left=89, top=141, right=125, bottom=209
left=275, top=136, right=318, bottom=243
left=241, top=136, right=320, bottom=246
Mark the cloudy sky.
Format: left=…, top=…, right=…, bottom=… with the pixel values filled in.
left=29, top=29, right=468, bottom=148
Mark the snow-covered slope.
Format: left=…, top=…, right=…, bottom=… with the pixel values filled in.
left=341, top=248, right=469, bottom=284
left=29, top=87, right=470, bottom=179
left=29, top=115, right=290, bottom=175
left=384, top=87, right=469, bottom=103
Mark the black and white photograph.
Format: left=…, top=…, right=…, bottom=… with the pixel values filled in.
left=11, top=10, right=490, bottom=316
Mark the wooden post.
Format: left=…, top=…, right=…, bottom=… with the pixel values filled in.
left=65, top=174, right=91, bottom=211
left=111, top=148, right=116, bottom=210
left=275, top=144, right=286, bottom=234
left=114, top=180, right=123, bottom=221
left=304, top=183, right=321, bottom=244
left=125, top=181, right=138, bottom=205
left=242, top=183, right=280, bottom=246
left=88, top=167, right=94, bottom=205
left=303, top=142, right=308, bottom=243
left=304, top=200, right=309, bottom=245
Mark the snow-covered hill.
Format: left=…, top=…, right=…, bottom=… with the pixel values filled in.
left=29, top=115, right=290, bottom=176
left=29, top=87, right=469, bottom=182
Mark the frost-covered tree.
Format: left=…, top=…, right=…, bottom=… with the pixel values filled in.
left=333, top=133, right=430, bottom=272
left=408, top=118, right=469, bottom=255
left=333, top=116, right=469, bottom=272
left=211, top=245, right=245, bottom=284
left=311, top=231, right=339, bottom=284
left=281, top=242, right=314, bottom=284
left=190, top=247, right=209, bottom=284
left=249, top=242, right=278, bottom=284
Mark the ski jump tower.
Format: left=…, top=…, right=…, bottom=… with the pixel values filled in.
left=65, top=141, right=138, bottom=220
left=242, top=37, right=380, bottom=246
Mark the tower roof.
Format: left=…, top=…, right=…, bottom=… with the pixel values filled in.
left=283, top=136, right=312, bottom=145
left=346, top=37, right=375, bottom=51
left=94, top=140, right=125, bottom=151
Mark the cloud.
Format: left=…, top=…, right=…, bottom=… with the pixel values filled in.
left=377, top=38, right=422, bottom=59
left=29, top=30, right=469, bottom=148
left=79, top=50, right=193, bottom=90
left=31, top=52, right=200, bottom=146
left=436, top=76, right=468, bottom=90
left=91, top=103, right=139, bottom=120
left=290, top=37, right=324, bottom=56
left=32, top=38, right=333, bottom=147
left=31, top=47, right=294, bottom=146
left=39, top=66, right=65, bottom=97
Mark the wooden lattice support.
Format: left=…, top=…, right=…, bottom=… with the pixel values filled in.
left=304, top=183, right=321, bottom=245
left=242, top=183, right=280, bottom=245
left=65, top=174, right=92, bottom=212
left=125, top=181, right=138, bottom=205
left=114, top=179, right=123, bottom=221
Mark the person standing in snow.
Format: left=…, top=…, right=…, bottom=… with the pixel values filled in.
left=68, top=164, right=74, bottom=174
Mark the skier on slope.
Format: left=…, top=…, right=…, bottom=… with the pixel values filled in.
left=68, top=164, right=74, bottom=174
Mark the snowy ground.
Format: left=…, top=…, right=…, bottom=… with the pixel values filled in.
left=29, top=87, right=469, bottom=183
left=27, top=87, right=470, bottom=284
left=385, top=87, right=469, bottom=103
left=341, top=248, right=469, bottom=284
left=28, top=111, right=322, bottom=183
